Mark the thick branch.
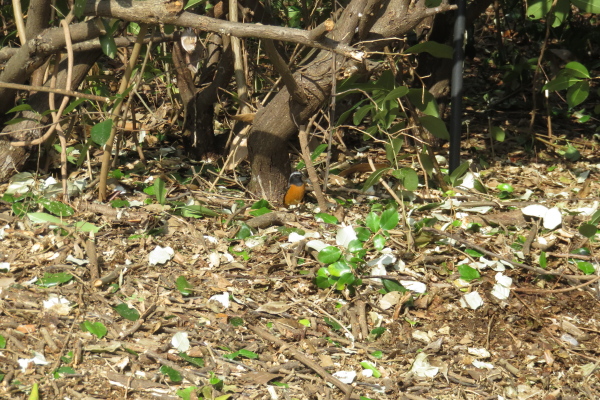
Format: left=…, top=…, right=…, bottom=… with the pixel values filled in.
left=84, top=0, right=364, bottom=60
left=263, top=39, right=307, bottom=105
left=0, top=18, right=106, bottom=116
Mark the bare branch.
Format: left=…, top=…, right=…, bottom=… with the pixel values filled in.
left=84, top=0, right=364, bottom=60
left=0, top=18, right=106, bottom=115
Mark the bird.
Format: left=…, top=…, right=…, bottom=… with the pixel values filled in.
left=283, top=171, right=306, bottom=207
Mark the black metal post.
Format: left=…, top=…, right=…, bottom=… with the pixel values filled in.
left=449, top=0, right=467, bottom=172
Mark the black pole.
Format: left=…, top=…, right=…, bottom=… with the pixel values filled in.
left=449, top=0, right=467, bottom=173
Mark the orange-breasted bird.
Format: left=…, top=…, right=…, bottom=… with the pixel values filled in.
left=283, top=171, right=306, bottom=207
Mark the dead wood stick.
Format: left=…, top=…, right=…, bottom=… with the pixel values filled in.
left=513, top=274, right=600, bottom=293
left=299, top=118, right=328, bottom=211
left=245, top=211, right=296, bottom=229
left=248, top=325, right=359, bottom=398
left=94, top=263, right=143, bottom=287
left=86, top=238, right=100, bottom=282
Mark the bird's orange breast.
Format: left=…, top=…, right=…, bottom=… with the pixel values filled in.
left=284, top=183, right=306, bottom=206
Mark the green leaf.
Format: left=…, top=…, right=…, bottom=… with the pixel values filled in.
left=579, top=223, right=597, bottom=239
left=539, top=251, right=547, bottom=269
left=324, top=317, right=342, bottom=330
left=39, top=199, right=74, bottom=217
left=315, top=273, right=334, bottom=289
left=355, top=227, right=371, bottom=241
left=160, top=365, right=183, bottom=382
left=177, top=386, right=200, bottom=400
left=237, top=349, right=258, bottom=359
left=184, top=0, right=204, bottom=9
left=382, top=279, right=407, bottom=292
left=373, top=233, right=386, bottom=251
left=0, top=335, right=6, bottom=349
left=526, top=0, right=553, bottom=19
left=73, top=0, right=87, bottom=18
left=27, top=212, right=66, bottom=225
left=571, top=247, right=591, bottom=256
left=176, top=276, right=193, bottom=296
left=567, top=80, right=589, bottom=109
left=564, top=61, right=590, bottom=79
left=29, top=383, right=38, bottom=400
left=407, top=89, right=439, bottom=117
left=491, top=126, right=505, bottom=142
left=99, top=33, right=117, bottom=59
left=393, top=167, right=419, bottom=191
left=179, top=352, right=205, bottom=367
left=80, top=321, right=108, bottom=339
left=230, top=317, right=244, bottom=327
left=53, top=366, right=76, bottom=379
left=353, top=104, right=374, bottom=125
left=318, top=246, right=342, bottom=264
left=577, top=261, right=595, bottom=275
left=458, top=264, right=480, bottom=281
left=328, top=260, right=352, bottom=277
left=563, top=144, right=581, bottom=161
left=127, top=22, right=140, bottom=35
left=465, top=249, right=483, bottom=257
left=236, top=223, right=253, bottom=239
left=248, top=207, right=271, bottom=217
left=360, top=360, right=382, bottom=378
left=315, top=213, right=338, bottom=224
left=419, top=115, right=450, bottom=140
left=37, top=272, right=73, bottom=287
left=385, top=137, right=404, bottom=164
left=347, top=239, right=364, bottom=253
left=589, top=209, right=600, bottom=225
left=449, top=162, right=470, bottom=187
left=154, top=178, right=166, bottom=205
left=496, top=182, right=514, bottom=192
left=7, top=104, right=34, bottom=113
left=418, top=149, right=434, bottom=178
left=380, top=208, right=399, bottom=230
left=366, top=212, right=381, bottom=233
left=74, top=221, right=101, bottom=233
left=371, top=350, right=383, bottom=359
left=91, top=119, right=113, bottom=146
left=114, top=303, right=140, bottom=321
left=474, top=179, right=488, bottom=194
left=63, top=98, right=87, bottom=115
left=370, top=326, right=386, bottom=339
left=251, top=199, right=270, bottom=210
left=111, top=199, right=130, bottom=208
left=570, top=0, right=600, bottom=13
left=362, top=167, right=392, bottom=192
left=180, top=205, right=218, bottom=218
left=405, top=41, right=453, bottom=59
left=383, top=86, right=410, bottom=101
left=543, top=75, right=582, bottom=91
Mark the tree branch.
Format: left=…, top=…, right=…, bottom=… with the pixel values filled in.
left=84, top=0, right=364, bottom=60
left=0, top=18, right=106, bottom=115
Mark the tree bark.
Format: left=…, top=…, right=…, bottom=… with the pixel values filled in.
left=0, top=19, right=105, bottom=117
left=0, top=50, right=102, bottom=183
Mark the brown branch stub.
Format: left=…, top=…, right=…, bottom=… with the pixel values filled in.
left=307, top=19, right=335, bottom=41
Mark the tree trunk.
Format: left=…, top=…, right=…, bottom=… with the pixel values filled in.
left=247, top=0, right=459, bottom=202
left=247, top=0, right=369, bottom=202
